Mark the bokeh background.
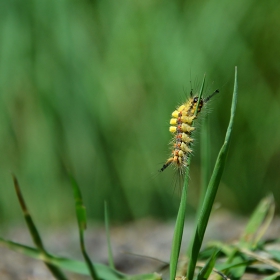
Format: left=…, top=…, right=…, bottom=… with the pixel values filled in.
left=0, top=0, right=280, bottom=226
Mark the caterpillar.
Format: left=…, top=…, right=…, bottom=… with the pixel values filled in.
left=159, top=89, right=219, bottom=175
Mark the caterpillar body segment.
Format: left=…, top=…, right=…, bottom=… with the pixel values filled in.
left=174, top=142, right=192, bottom=154
left=159, top=89, right=219, bottom=174
left=176, top=132, right=193, bottom=143
left=170, top=116, right=195, bottom=124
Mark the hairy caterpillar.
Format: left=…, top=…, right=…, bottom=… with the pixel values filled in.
left=159, top=89, right=219, bottom=175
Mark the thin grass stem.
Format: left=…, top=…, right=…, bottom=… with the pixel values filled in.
left=70, top=175, right=99, bottom=280
left=12, top=175, right=68, bottom=280
left=169, top=75, right=206, bottom=280
left=187, top=67, right=238, bottom=280
left=104, top=201, right=115, bottom=269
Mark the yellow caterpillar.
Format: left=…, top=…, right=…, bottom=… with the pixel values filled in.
left=159, top=89, right=219, bottom=174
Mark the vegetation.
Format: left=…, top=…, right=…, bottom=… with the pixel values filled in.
left=2, top=69, right=279, bottom=279
left=1, top=1, right=280, bottom=278
left=0, top=0, right=280, bottom=223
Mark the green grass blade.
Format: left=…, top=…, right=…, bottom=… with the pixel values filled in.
left=225, top=256, right=247, bottom=279
left=0, top=237, right=127, bottom=279
left=187, top=67, right=238, bottom=280
left=105, top=201, right=115, bottom=269
left=216, top=195, right=276, bottom=277
left=237, top=247, right=280, bottom=271
left=267, top=250, right=280, bottom=262
left=196, top=248, right=219, bottom=280
left=187, top=115, right=210, bottom=258
left=240, top=194, right=275, bottom=248
left=263, top=273, right=280, bottom=280
left=70, top=175, right=99, bottom=280
left=208, top=241, right=251, bottom=277
left=215, top=258, right=253, bottom=271
left=12, top=175, right=68, bottom=280
left=169, top=176, right=189, bottom=280
left=169, top=75, right=206, bottom=280
left=0, top=236, right=159, bottom=279
left=128, top=273, right=163, bottom=280
left=200, top=115, right=211, bottom=205
left=12, top=175, right=45, bottom=250
left=207, top=241, right=236, bottom=257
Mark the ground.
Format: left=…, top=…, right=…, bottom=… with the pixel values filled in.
left=0, top=211, right=278, bottom=280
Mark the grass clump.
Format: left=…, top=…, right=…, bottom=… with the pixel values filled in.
left=0, top=67, right=279, bottom=280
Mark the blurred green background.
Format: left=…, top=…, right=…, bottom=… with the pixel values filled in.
left=0, top=0, right=280, bottom=225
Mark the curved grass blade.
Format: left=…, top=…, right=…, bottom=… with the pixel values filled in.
left=200, top=115, right=211, bottom=207
left=187, top=67, right=238, bottom=280
left=0, top=237, right=128, bottom=279
left=267, top=250, right=280, bottom=262
left=12, top=175, right=68, bottom=280
left=105, top=201, right=115, bottom=269
left=219, top=195, right=275, bottom=277
left=70, top=175, right=99, bottom=280
left=0, top=236, right=160, bottom=280
left=240, top=194, right=275, bottom=249
left=211, top=242, right=249, bottom=277
left=238, top=247, right=280, bottom=271
left=196, top=248, right=219, bottom=280
left=215, top=258, right=253, bottom=271
left=169, top=177, right=189, bottom=280
left=169, top=76, right=205, bottom=280
left=186, top=115, right=210, bottom=258
left=263, top=272, right=280, bottom=280
left=128, top=273, right=163, bottom=280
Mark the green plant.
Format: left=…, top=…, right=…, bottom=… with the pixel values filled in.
left=1, top=67, right=279, bottom=280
